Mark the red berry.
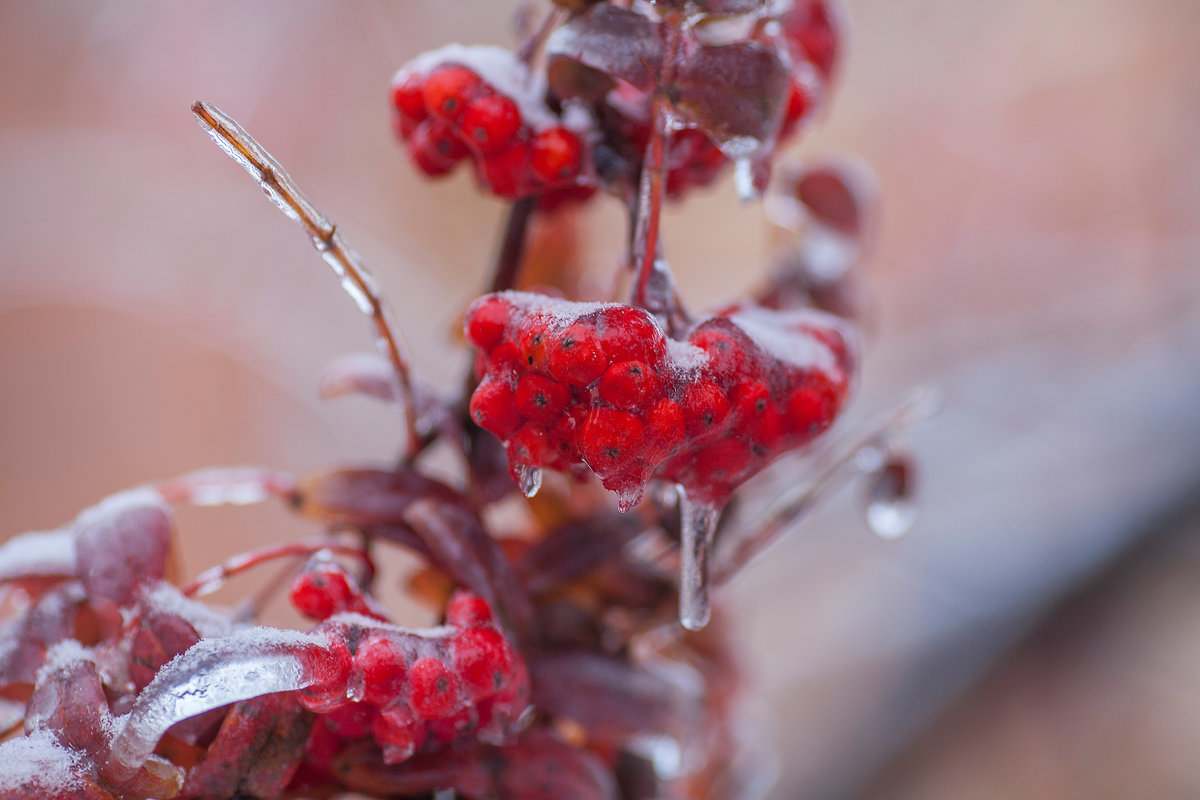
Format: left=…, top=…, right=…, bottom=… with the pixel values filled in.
left=516, top=316, right=553, bottom=373
left=597, top=361, right=660, bottom=412
left=466, top=295, right=512, bottom=352
left=691, top=439, right=753, bottom=482
left=548, top=404, right=587, bottom=462
left=451, top=627, right=515, bottom=700
left=508, top=423, right=552, bottom=465
left=599, top=307, right=666, bottom=365
left=423, top=64, right=483, bottom=121
left=681, top=382, right=732, bottom=438
left=785, top=0, right=840, bottom=79
left=408, top=657, right=460, bottom=719
left=691, top=325, right=752, bottom=384
left=461, top=93, right=522, bottom=155
left=298, top=632, right=353, bottom=713
left=322, top=700, right=377, bottom=740
left=733, top=382, right=784, bottom=450
left=446, top=591, right=494, bottom=628
left=470, top=378, right=522, bottom=438
left=289, top=568, right=356, bottom=621
left=407, top=119, right=467, bottom=177
left=548, top=322, right=607, bottom=386
left=354, top=634, right=408, bottom=707
left=644, top=398, right=685, bottom=462
left=373, top=702, right=426, bottom=764
left=487, top=341, right=522, bottom=376
left=427, top=706, right=477, bottom=744
left=390, top=72, right=427, bottom=123
left=785, top=375, right=838, bottom=437
left=477, top=142, right=530, bottom=198
left=580, top=408, right=645, bottom=472
left=530, top=126, right=583, bottom=185
left=515, top=373, right=571, bottom=425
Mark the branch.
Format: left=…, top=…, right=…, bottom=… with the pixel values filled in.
left=191, top=101, right=421, bottom=456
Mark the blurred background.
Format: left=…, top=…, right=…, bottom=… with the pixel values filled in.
left=2, top=2, right=1199, bottom=798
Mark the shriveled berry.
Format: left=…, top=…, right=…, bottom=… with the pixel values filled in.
left=580, top=408, right=645, bottom=472
left=681, top=382, right=732, bottom=438
left=423, top=64, right=483, bottom=121
left=470, top=378, right=522, bottom=438
left=461, top=93, right=522, bottom=155
left=446, top=591, right=494, bottom=628
left=530, top=126, right=583, bottom=184
left=515, top=373, right=571, bottom=425
left=408, top=657, right=460, bottom=719
left=598, top=361, right=660, bottom=412
left=354, top=634, right=408, bottom=707
left=451, top=627, right=515, bottom=700
left=466, top=295, right=512, bottom=352
left=548, top=322, right=607, bottom=386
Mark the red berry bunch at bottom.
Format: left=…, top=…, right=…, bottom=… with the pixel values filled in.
left=390, top=44, right=591, bottom=200
left=466, top=292, right=857, bottom=510
left=297, top=591, right=529, bottom=766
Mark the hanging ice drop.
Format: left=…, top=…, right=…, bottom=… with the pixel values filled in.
left=677, top=487, right=720, bottom=631
left=516, top=465, right=543, bottom=498
left=864, top=451, right=917, bottom=540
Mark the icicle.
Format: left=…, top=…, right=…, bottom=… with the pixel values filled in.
left=734, top=157, right=757, bottom=202
left=863, top=450, right=917, bottom=540
left=516, top=465, right=543, bottom=498
left=677, top=487, right=720, bottom=631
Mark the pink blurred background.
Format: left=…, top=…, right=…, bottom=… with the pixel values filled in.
left=2, top=2, right=1199, bottom=797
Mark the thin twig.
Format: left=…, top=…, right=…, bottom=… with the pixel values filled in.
left=191, top=101, right=421, bottom=456
left=713, top=387, right=942, bottom=585
left=182, top=540, right=376, bottom=598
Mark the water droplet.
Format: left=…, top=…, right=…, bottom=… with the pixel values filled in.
left=677, top=487, right=720, bottom=631
left=734, top=158, right=758, bottom=202
left=864, top=453, right=917, bottom=540
left=515, top=465, right=542, bottom=498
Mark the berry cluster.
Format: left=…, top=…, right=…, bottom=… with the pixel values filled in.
left=298, top=591, right=529, bottom=767
left=288, top=553, right=385, bottom=621
left=466, top=292, right=857, bottom=508
left=390, top=45, right=591, bottom=200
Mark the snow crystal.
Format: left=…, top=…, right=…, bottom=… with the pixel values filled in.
left=0, top=729, right=85, bottom=792
left=0, top=528, right=77, bottom=581
left=72, top=486, right=168, bottom=529
left=141, top=582, right=234, bottom=638
left=728, top=306, right=847, bottom=373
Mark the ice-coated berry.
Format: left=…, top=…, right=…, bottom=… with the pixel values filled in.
left=451, top=627, right=515, bottom=700
left=290, top=567, right=357, bottom=621
left=464, top=291, right=857, bottom=508
left=462, top=93, right=522, bottom=155
left=408, top=657, right=461, bottom=719
left=354, top=634, right=408, bottom=707
left=445, top=591, right=495, bottom=628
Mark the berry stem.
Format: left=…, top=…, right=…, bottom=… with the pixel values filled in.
left=712, top=386, right=942, bottom=585
left=192, top=101, right=422, bottom=458
left=489, top=196, right=536, bottom=293
left=516, top=5, right=566, bottom=68
left=630, top=21, right=690, bottom=336
left=182, top=540, right=376, bottom=598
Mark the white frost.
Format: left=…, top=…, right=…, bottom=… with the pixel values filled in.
left=0, top=529, right=77, bottom=582
left=0, top=729, right=85, bottom=792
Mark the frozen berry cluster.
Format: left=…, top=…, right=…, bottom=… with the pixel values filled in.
left=298, top=591, right=529, bottom=766
left=390, top=45, right=591, bottom=200
left=466, top=291, right=857, bottom=509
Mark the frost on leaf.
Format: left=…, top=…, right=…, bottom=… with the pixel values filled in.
left=73, top=488, right=172, bottom=607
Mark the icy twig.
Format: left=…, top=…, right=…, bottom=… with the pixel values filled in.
left=154, top=466, right=297, bottom=507
left=713, top=386, right=942, bottom=585
left=191, top=101, right=420, bottom=455
left=182, top=540, right=376, bottom=598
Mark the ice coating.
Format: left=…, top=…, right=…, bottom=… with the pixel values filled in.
left=396, top=44, right=560, bottom=132
left=74, top=487, right=172, bottom=607
left=141, top=582, right=235, bottom=639
left=726, top=305, right=849, bottom=373
left=73, top=486, right=168, bottom=530
left=105, top=626, right=331, bottom=781
left=0, top=728, right=85, bottom=793
left=157, top=466, right=295, bottom=507
left=0, top=528, right=76, bottom=582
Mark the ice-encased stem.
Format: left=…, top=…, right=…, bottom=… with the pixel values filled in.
left=104, top=627, right=332, bottom=785
left=677, top=488, right=720, bottom=631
